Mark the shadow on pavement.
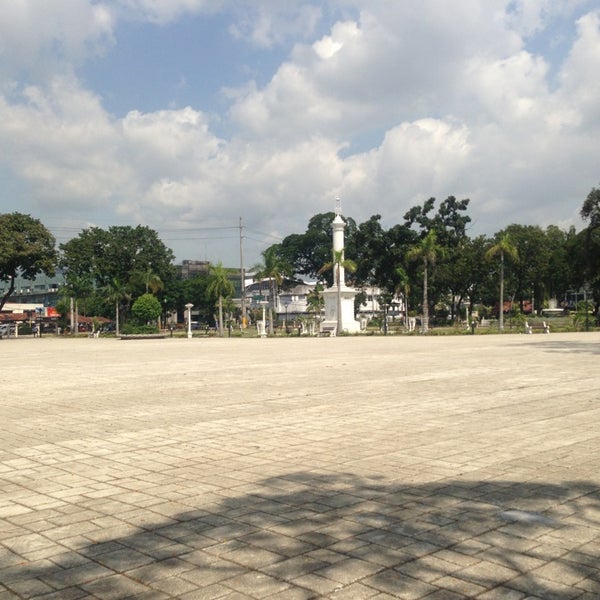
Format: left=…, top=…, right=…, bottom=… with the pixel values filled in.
left=2, top=473, right=600, bottom=598
left=516, top=338, right=600, bottom=356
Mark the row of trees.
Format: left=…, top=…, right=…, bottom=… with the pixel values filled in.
left=2, top=186, right=599, bottom=333
left=263, top=190, right=600, bottom=328
left=0, top=217, right=236, bottom=335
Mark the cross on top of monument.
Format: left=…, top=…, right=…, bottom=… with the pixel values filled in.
left=335, top=196, right=342, bottom=216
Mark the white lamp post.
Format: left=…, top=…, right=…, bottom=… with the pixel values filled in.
left=185, top=303, right=193, bottom=339
left=259, top=301, right=268, bottom=338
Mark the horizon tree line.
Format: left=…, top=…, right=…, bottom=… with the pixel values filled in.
left=1, top=186, right=600, bottom=331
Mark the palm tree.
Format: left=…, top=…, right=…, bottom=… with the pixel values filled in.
left=485, top=233, right=519, bottom=331
left=131, top=268, right=164, bottom=295
left=254, top=247, right=291, bottom=335
left=62, top=274, right=93, bottom=335
left=207, top=262, right=235, bottom=337
left=394, top=265, right=411, bottom=329
left=319, top=249, right=357, bottom=334
left=407, top=230, right=443, bottom=333
left=101, top=277, right=131, bottom=336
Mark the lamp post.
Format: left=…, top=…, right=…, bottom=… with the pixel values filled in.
left=185, top=303, right=193, bottom=339
left=259, top=301, right=268, bottom=338
left=36, top=307, right=43, bottom=338
left=284, top=301, right=290, bottom=334
left=584, top=284, right=590, bottom=332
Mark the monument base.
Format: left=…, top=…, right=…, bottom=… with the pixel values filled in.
left=321, top=286, right=361, bottom=334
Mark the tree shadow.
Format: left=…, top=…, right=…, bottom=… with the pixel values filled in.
left=517, top=338, right=600, bottom=356
left=2, top=472, right=600, bottom=598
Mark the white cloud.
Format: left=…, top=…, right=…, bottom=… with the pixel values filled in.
left=228, top=2, right=323, bottom=48
left=0, top=1, right=114, bottom=83
left=558, top=10, right=600, bottom=130
left=113, top=0, right=224, bottom=24
left=1, top=1, right=599, bottom=265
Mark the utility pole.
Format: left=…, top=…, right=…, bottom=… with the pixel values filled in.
left=239, top=217, right=247, bottom=327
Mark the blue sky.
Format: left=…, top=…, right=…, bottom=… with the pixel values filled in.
left=1, top=1, right=599, bottom=268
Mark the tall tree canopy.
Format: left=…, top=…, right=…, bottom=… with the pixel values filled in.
left=0, top=212, right=57, bottom=311
left=276, top=212, right=357, bottom=282
left=60, top=225, right=175, bottom=323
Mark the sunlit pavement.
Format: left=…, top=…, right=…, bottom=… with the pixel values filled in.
left=1, top=333, right=600, bottom=599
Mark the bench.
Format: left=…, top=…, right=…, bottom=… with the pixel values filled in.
left=525, top=321, right=550, bottom=334
left=319, top=325, right=337, bottom=337
left=477, top=319, right=496, bottom=329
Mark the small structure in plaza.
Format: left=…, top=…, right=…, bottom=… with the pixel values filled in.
left=320, top=199, right=361, bottom=335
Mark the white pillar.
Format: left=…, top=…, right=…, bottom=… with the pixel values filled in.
left=332, top=215, right=346, bottom=286
left=185, top=303, right=193, bottom=339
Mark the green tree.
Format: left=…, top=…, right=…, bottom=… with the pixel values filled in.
left=100, top=277, right=132, bottom=336
left=579, top=187, right=600, bottom=315
left=580, top=187, right=600, bottom=229
left=0, top=213, right=57, bottom=311
left=306, top=282, right=324, bottom=317
left=274, top=212, right=357, bottom=282
left=407, top=230, right=444, bottom=333
left=61, top=273, right=94, bottom=335
left=60, top=225, right=175, bottom=326
left=403, top=196, right=471, bottom=323
left=485, top=233, right=519, bottom=331
left=131, top=268, right=164, bottom=295
left=206, top=262, right=235, bottom=337
left=254, top=246, right=292, bottom=334
left=176, top=275, right=211, bottom=326
left=131, top=293, right=162, bottom=325
left=319, top=249, right=357, bottom=334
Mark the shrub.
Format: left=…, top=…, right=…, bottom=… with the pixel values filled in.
left=121, top=323, right=159, bottom=335
left=131, top=293, right=162, bottom=324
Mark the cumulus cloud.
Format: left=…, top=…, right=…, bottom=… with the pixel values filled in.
left=114, top=0, right=224, bottom=25
left=228, top=2, right=323, bottom=48
left=1, top=0, right=599, bottom=264
left=0, top=1, right=114, bottom=83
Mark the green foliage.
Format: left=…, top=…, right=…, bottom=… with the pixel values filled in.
left=206, top=262, right=236, bottom=337
left=0, top=212, right=57, bottom=311
left=177, top=275, right=211, bottom=323
left=121, top=323, right=160, bottom=335
left=580, top=187, right=600, bottom=230
left=131, top=293, right=162, bottom=324
left=276, top=212, right=357, bottom=282
left=60, top=225, right=176, bottom=327
left=306, top=282, right=324, bottom=315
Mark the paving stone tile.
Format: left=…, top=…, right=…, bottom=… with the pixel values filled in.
left=23, top=588, right=89, bottom=600
left=179, top=562, right=247, bottom=586
left=476, top=587, right=527, bottom=599
left=177, top=583, right=231, bottom=599
left=3, top=336, right=600, bottom=598
left=327, top=582, right=380, bottom=598
left=3, top=577, right=55, bottom=598
left=223, top=571, right=292, bottom=597
left=429, top=574, right=487, bottom=597
left=362, top=568, right=439, bottom=598
left=454, top=560, right=521, bottom=587
left=80, top=573, right=151, bottom=598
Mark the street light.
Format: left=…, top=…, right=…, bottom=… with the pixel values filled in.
left=185, top=303, right=193, bottom=339
left=284, top=301, right=290, bottom=334
left=259, top=300, right=268, bottom=338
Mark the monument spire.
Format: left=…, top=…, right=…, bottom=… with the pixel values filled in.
left=320, top=196, right=361, bottom=335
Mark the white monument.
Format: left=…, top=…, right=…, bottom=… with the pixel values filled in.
left=320, top=199, right=361, bottom=335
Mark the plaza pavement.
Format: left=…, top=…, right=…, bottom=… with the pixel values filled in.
left=1, top=332, right=600, bottom=600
